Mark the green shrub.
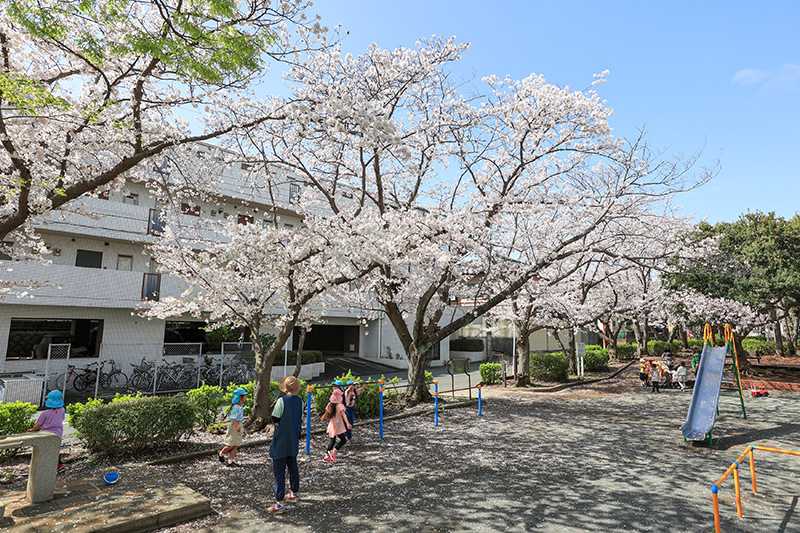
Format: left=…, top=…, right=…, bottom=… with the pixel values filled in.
left=480, top=362, right=502, bottom=384
left=615, top=342, right=638, bottom=360
left=424, top=370, right=434, bottom=385
left=186, top=384, right=226, bottom=428
left=109, top=391, right=145, bottom=403
left=530, top=352, right=569, bottom=382
left=66, top=397, right=103, bottom=428
left=688, top=338, right=705, bottom=350
left=0, top=401, right=37, bottom=460
left=742, top=337, right=775, bottom=358
left=646, top=340, right=674, bottom=356
left=72, top=395, right=195, bottom=453
left=583, top=347, right=610, bottom=372
left=312, top=371, right=400, bottom=418
left=449, top=337, right=485, bottom=352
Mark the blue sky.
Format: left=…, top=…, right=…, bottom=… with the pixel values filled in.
left=264, top=1, right=800, bottom=223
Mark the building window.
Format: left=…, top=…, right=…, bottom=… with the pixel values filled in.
left=122, top=192, right=139, bottom=205
left=142, top=272, right=161, bottom=301
left=5, top=318, right=104, bottom=359
left=180, top=203, right=201, bottom=216
left=75, top=249, right=103, bottom=269
left=147, top=208, right=165, bottom=235
left=237, top=214, right=254, bottom=225
left=116, top=255, right=133, bottom=271
left=288, top=183, right=301, bottom=204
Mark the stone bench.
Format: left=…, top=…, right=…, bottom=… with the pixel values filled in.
left=0, top=431, right=60, bottom=503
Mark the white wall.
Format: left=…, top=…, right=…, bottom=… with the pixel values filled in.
left=359, top=316, right=449, bottom=369
left=0, top=304, right=166, bottom=373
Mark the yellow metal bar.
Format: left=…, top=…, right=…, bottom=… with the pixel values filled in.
left=748, top=447, right=758, bottom=494
left=733, top=464, right=744, bottom=518
left=754, top=446, right=800, bottom=457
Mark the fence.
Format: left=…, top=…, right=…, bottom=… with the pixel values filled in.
left=302, top=378, right=484, bottom=455
left=710, top=444, right=800, bottom=532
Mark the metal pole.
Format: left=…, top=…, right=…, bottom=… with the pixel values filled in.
left=433, top=380, right=439, bottom=428
left=197, top=343, right=203, bottom=388
left=305, top=385, right=313, bottom=455
left=63, top=344, right=71, bottom=397
left=94, top=344, right=102, bottom=398
left=748, top=447, right=758, bottom=494
left=43, top=344, right=52, bottom=406
left=152, top=358, right=158, bottom=395
left=512, top=322, right=517, bottom=379
left=379, top=379, right=385, bottom=441
left=477, top=385, right=483, bottom=417
left=219, top=344, right=225, bottom=387
left=733, top=463, right=744, bottom=518
left=711, top=485, right=721, bottom=533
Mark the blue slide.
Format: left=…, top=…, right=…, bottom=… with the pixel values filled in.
left=682, top=344, right=728, bottom=441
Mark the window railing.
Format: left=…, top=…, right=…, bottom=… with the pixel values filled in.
left=141, top=273, right=161, bottom=301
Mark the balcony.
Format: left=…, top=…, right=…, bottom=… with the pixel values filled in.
left=0, top=263, right=187, bottom=309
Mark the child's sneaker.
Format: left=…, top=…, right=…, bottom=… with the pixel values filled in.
left=322, top=453, right=334, bottom=463
left=57, top=463, right=66, bottom=474
left=268, top=502, right=286, bottom=513
left=285, top=491, right=298, bottom=502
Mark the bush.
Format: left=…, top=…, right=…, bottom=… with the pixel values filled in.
left=688, top=338, right=705, bottom=350
left=72, top=395, right=195, bottom=453
left=742, top=337, right=776, bottom=358
left=312, top=370, right=400, bottom=419
left=66, top=397, right=103, bottom=428
left=0, top=401, right=37, bottom=460
left=424, top=370, right=434, bottom=385
left=615, top=342, right=638, bottom=360
left=530, top=352, right=569, bottom=382
left=186, top=384, right=226, bottom=428
left=480, top=362, right=502, bottom=384
left=583, top=347, right=610, bottom=372
left=647, top=340, right=674, bottom=356
left=449, top=337, right=484, bottom=352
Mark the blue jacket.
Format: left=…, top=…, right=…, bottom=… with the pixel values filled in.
left=270, top=395, right=302, bottom=459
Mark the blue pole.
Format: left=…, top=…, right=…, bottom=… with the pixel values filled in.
left=477, top=385, right=483, bottom=417
left=305, top=385, right=312, bottom=455
left=379, top=379, right=384, bottom=441
left=433, top=380, right=439, bottom=428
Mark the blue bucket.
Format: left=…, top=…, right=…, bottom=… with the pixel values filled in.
left=103, top=470, right=120, bottom=486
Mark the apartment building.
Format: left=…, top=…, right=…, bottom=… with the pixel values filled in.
left=0, top=152, right=451, bottom=380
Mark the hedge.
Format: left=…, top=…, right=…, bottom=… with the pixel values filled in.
left=583, top=347, right=610, bottom=372
left=71, top=395, right=195, bottom=453
left=742, top=337, right=776, bottom=358
left=0, top=401, right=37, bottom=460
left=312, top=370, right=400, bottom=419
left=615, top=342, right=638, bottom=360
left=530, top=352, right=569, bottom=382
left=187, top=384, right=226, bottom=428
left=480, top=362, right=502, bottom=384
left=449, top=337, right=485, bottom=352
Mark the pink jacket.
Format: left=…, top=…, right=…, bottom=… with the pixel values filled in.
left=326, top=389, right=352, bottom=438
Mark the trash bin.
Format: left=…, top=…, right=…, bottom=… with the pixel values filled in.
left=0, top=374, right=45, bottom=405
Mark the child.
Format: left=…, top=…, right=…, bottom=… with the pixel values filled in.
left=344, top=380, right=358, bottom=441
left=638, top=358, right=648, bottom=388
left=28, top=390, right=66, bottom=472
left=675, top=362, right=688, bottom=391
left=268, top=377, right=303, bottom=514
left=320, top=387, right=351, bottom=463
left=649, top=362, right=660, bottom=393
left=218, top=387, right=247, bottom=467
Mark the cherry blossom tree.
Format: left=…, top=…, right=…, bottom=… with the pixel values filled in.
left=230, top=40, right=705, bottom=402
left=0, top=0, right=325, bottom=260
left=145, top=214, right=371, bottom=428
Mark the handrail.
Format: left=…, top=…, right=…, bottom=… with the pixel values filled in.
left=710, top=444, right=800, bottom=532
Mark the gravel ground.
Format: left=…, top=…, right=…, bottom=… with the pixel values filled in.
left=4, top=367, right=800, bottom=532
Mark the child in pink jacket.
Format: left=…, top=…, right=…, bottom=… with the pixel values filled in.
left=320, top=387, right=351, bottom=463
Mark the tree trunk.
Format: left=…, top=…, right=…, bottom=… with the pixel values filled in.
left=771, top=308, right=784, bottom=355
left=405, top=341, right=433, bottom=404
left=633, top=320, right=649, bottom=355
left=784, top=315, right=797, bottom=355
left=681, top=326, right=689, bottom=350
left=514, top=325, right=531, bottom=387
left=567, top=328, right=577, bottom=376
left=249, top=320, right=293, bottom=431
left=292, top=328, right=306, bottom=378
left=732, top=328, right=751, bottom=374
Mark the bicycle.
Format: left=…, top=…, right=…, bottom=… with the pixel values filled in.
left=54, top=364, right=95, bottom=393
left=92, top=360, right=129, bottom=392
left=155, top=359, right=197, bottom=391
left=129, top=358, right=155, bottom=391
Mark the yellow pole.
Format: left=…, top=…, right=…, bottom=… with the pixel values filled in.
left=748, top=447, right=758, bottom=494
left=754, top=445, right=800, bottom=458
left=711, top=484, right=721, bottom=533
left=733, top=464, right=744, bottom=518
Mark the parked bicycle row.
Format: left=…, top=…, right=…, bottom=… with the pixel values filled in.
left=43, top=355, right=256, bottom=400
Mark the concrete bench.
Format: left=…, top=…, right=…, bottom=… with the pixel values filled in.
left=0, top=432, right=60, bottom=503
